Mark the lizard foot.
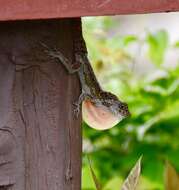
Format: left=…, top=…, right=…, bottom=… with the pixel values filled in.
left=73, top=102, right=81, bottom=118
left=72, top=92, right=87, bottom=118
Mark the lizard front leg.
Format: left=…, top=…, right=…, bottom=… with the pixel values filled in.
left=73, top=92, right=89, bottom=117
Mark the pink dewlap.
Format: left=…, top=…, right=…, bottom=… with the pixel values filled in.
left=82, top=100, right=120, bottom=130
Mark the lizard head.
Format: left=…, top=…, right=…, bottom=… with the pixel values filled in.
left=99, top=92, right=131, bottom=118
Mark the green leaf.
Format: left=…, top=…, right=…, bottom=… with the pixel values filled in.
left=103, top=176, right=123, bottom=190
left=88, top=156, right=103, bottom=190
left=174, top=41, right=179, bottom=48
left=147, top=30, right=168, bottom=66
left=123, top=35, right=138, bottom=46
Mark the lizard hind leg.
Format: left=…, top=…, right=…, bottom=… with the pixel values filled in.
left=41, top=43, right=81, bottom=74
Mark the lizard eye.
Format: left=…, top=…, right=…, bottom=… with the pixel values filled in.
left=120, top=104, right=124, bottom=109
left=120, top=103, right=128, bottom=110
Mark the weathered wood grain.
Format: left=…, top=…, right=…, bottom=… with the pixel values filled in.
left=0, top=19, right=82, bottom=190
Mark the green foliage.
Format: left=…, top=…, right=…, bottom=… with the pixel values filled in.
left=122, top=35, right=138, bottom=47
left=147, top=30, right=168, bottom=66
left=82, top=17, right=179, bottom=190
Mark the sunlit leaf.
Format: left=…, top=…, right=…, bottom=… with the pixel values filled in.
left=123, top=35, right=138, bottom=46
left=136, top=176, right=163, bottom=190
left=104, top=176, right=123, bottom=190
left=88, top=156, right=103, bottom=190
left=121, top=156, right=142, bottom=190
left=82, top=166, right=98, bottom=189
left=165, top=161, right=179, bottom=190
left=147, top=30, right=168, bottom=66
left=102, top=17, right=118, bottom=30
left=174, top=41, right=179, bottom=48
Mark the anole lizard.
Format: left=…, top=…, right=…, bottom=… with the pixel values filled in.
left=43, top=18, right=130, bottom=130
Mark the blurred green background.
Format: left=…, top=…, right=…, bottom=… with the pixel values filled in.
left=81, top=15, right=179, bottom=190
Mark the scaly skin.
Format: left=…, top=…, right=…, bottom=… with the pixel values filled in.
left=42, top=18, right=130, bottom=129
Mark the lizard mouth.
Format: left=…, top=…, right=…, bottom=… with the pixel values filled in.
left=82, top=100, right=124, bottom=130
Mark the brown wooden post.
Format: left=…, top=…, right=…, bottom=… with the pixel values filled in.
left=0, top=19, right=82, bottom=190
